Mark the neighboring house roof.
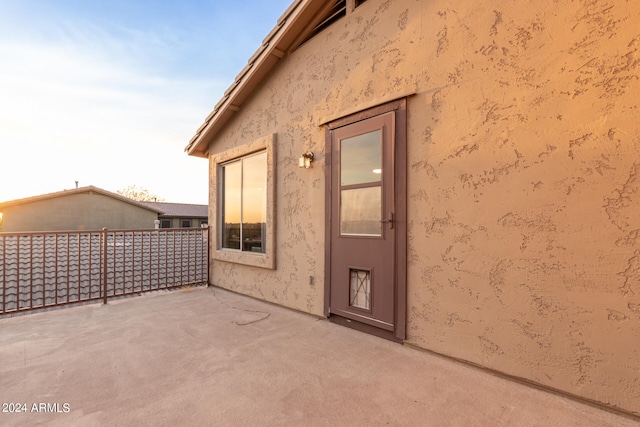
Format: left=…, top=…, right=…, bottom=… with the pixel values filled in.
left=185, top=0, right=340, bottom=158
left=0, top=186, right=164, bottom=213
left=141, top=202, right=208, bottom=218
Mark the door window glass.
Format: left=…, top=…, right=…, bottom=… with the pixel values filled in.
left=339, top=129, right=383, bottom=236
left=340, top=187, right=382, bottom=236
left=340, top=130, right=381, bottom=186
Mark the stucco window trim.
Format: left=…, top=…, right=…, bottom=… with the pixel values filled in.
left=211, top=134, right=276, bottom=269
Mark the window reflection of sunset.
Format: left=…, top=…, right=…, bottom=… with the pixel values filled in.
left=242, top=152, right=267, bottom=224
left=223, top=161, right=241, bottom=225
left=222, top=152, right=266, bottom=224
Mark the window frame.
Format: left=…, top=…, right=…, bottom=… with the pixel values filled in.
left=211, top=134, right=276, bottom=269
left=220, top=151, right=267, bottom=253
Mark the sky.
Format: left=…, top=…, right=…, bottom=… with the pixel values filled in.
left=0, top=0, right=292, bottom=205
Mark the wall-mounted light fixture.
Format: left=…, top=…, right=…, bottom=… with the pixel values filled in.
left=299, top=151, right=314, bottom=169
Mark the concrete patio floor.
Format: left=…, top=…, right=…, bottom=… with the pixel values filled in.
left=0, top=286, right=637, bottom=427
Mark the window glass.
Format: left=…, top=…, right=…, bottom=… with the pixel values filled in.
left=340, top=186, right=382, bottom=236
left=221, top=151, right=266, bottom=253
left=242, top=152, right=267, bottom=253
left=222, top=160, right=241, bottom=249
left=340, top=130, right=381, bottom=186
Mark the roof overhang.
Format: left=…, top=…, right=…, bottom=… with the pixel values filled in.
left=185, top=0, right=337, bottom=158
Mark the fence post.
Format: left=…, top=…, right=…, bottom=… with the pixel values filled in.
left=102, top=228, right=108, bottom=305
left=205, top=225, right=210, bottom=286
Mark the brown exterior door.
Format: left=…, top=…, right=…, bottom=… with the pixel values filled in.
left=327, top=110, right=400, bottom=336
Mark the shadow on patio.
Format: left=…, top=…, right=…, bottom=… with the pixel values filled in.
left=0, top=286, right=636, bottom=426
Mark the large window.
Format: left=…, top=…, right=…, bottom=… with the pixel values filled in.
left=212, top=134, right=276, bottom=269
left=221, top=151, right=267, bottom=253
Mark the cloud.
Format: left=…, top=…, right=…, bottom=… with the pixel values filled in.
left=0, top=0, right=294, bottom=204
left=0, top=37, right=217, bottom=204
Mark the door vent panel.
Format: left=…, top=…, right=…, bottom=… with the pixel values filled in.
left=349, top=269, right=371, bottom=310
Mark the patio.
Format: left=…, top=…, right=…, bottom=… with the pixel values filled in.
left=0, top=286, right=637, bottom=426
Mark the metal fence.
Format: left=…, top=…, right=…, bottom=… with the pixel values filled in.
left=0, top=227, right=209, bottom=316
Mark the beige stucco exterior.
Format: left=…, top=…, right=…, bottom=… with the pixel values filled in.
left=197, top=0, right=640, bottom=415
left=0, top=187, right=160, bottom=232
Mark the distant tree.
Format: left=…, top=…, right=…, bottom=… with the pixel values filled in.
left=116, top=185, right=165, bottom=202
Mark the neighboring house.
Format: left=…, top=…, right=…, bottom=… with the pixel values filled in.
left=186, top=0, right=640, bottom=416
left=0, top=186, right=164, bottom=232
left=141, top=202, right=208, bottom=228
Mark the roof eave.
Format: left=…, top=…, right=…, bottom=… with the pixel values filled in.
left=185, top=0, right=329, bottom=158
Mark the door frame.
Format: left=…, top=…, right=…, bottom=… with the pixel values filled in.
left=323, top=98, right=407, bottom=341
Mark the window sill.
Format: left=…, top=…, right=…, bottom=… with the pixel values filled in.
left=213, top=248, right=274, bottom=269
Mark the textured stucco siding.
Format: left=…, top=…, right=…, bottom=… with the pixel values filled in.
left=207, top=0, right=640, bottom=414
left=2, top=193, right=158, bottom=231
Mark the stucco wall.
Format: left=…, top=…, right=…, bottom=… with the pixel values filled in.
left=207, top=0, right=640, bottom=414
left=1, top=192, right=158, bottom=231
left=208, top=130, right=325, bottom=314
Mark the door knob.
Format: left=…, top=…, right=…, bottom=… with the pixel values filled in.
left=380, top=212, right=394, bottom=229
